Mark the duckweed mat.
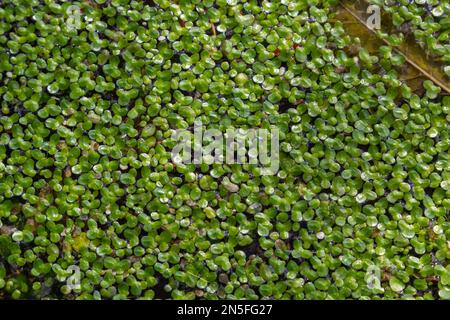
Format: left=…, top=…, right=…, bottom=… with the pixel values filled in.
left=0, top=0, right=449, bottom=300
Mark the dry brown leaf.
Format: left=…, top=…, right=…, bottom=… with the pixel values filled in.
left=337, top=0, right=450, bottom=94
